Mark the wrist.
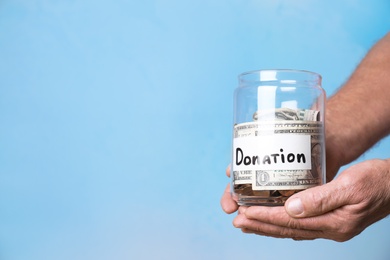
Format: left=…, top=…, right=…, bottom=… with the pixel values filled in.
left=324, top=107, right=350, bottom=180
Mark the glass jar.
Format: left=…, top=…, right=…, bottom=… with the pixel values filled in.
left=231, top=69, right=326, bottom=206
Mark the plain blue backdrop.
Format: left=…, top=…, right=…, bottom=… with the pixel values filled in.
left=1, top=1, right=390, bottom=259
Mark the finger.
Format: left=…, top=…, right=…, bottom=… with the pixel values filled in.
left=221, top=183, right=238, bottom=214
left=233, top=213, right=325, bottom=240
left=241, top=227, right=288, bottom=239
left=226, top=164, right=231, bottom=177
left=284, top=180, right=348, bottom=218
left=242, top=227, right=316, bottom=241
left=244, top=205, right=334, bottom=231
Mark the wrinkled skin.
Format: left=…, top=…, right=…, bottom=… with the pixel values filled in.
left=221, top=159, right=390, bottom=241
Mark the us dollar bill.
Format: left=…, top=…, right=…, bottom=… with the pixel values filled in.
left=234, top=121, right=323, bottom=138
left=253, top=108, right=320, bottom=121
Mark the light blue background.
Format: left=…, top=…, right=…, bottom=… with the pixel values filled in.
left=1, top=1, right=389, bottom=259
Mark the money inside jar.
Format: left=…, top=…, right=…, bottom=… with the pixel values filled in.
left=232, top=108, right=324, bottom=205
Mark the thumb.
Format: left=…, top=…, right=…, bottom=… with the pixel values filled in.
left=285, top=181, right=346, bottom=218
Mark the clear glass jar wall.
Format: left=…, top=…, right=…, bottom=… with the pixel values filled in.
left=231, top=69, right=326, bottom=206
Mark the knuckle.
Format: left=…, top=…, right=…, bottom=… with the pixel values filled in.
left=309, top=190, right=329, bottom=212
left=329, top=218, right=361, bottom=242
left=286, top=218, right=302, bottom=229
left=336, top=227, right=358, bottom=242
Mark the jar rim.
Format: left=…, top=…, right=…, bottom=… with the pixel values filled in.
left=238, top=69, right=322, bottom=84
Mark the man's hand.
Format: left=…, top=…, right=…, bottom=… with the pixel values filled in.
left=229, top=159, right=390, bottom=241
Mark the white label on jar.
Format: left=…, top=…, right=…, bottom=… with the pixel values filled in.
left=233, top=134, right=312, bottom=171
left=232, top=121, right=324, bottom=189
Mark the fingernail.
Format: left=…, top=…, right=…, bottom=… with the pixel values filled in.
left=287, top=198, right=304, bottom=216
